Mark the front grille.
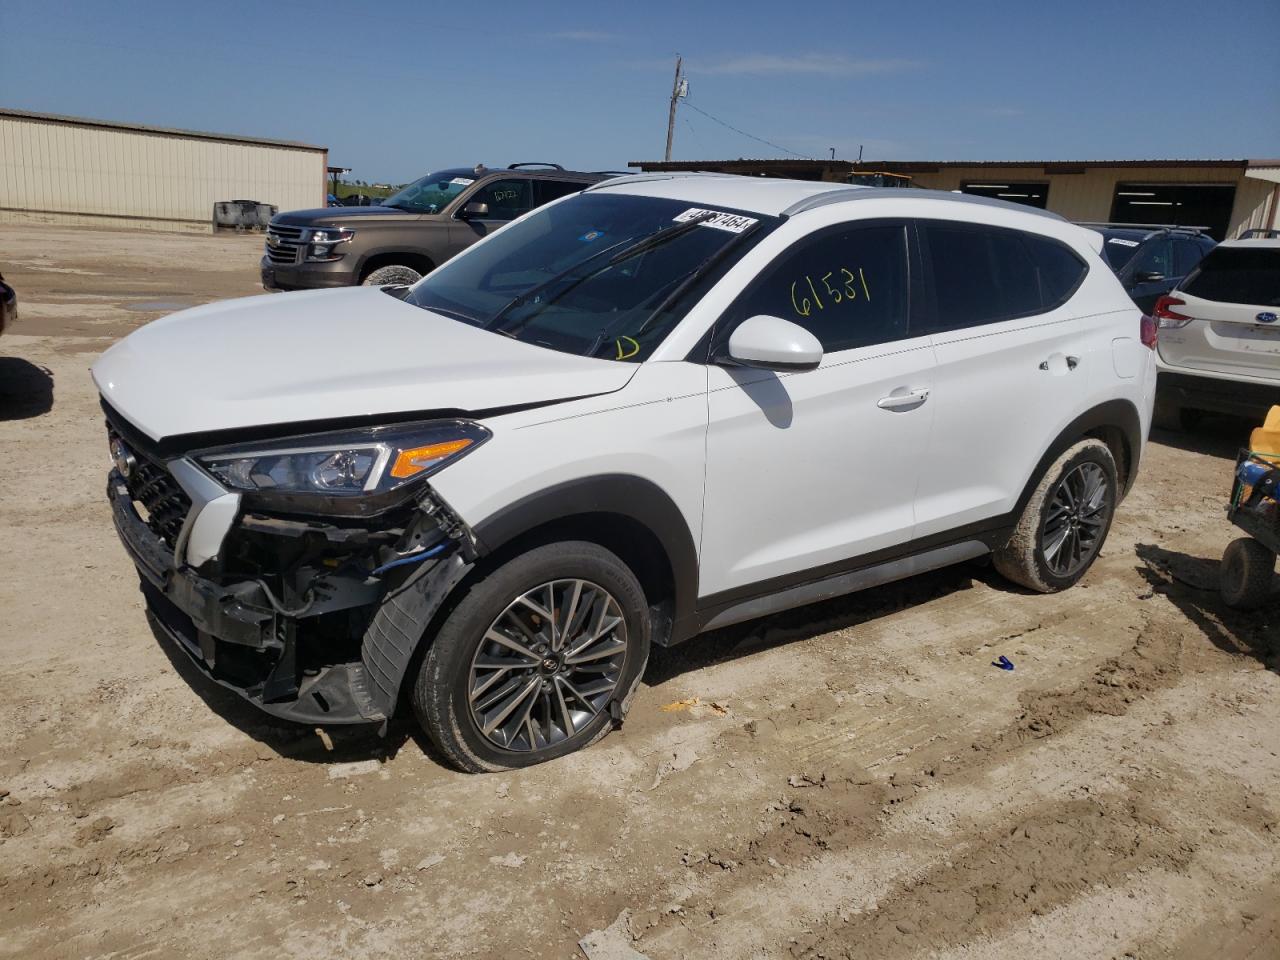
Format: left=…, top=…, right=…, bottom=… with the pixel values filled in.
left=265, top=223, right=305, bottom=265
left=107, top=425, right=192, bottom=548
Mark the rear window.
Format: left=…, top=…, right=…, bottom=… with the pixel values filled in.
left=1182, top=246, right=1280, bottom=306
left=922, top=222, right=1087, bottom=331
left=1099, top=233, right=1143, bottom=272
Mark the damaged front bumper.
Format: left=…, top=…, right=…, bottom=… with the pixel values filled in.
left=107, top=464, right=473, bottom=727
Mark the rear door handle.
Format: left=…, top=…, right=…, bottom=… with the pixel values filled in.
left=877, top=388, right=930, bottom=410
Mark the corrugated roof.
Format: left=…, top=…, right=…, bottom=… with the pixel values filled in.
left=0, top=107, right=326, bottom=153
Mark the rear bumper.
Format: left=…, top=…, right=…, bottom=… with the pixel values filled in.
left=260, top=256, right=357, bottom=292
left=1156, top=370, right=1280, bottom=419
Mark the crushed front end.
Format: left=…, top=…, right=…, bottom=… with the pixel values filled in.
left=103, top=403, right=479, bottom=726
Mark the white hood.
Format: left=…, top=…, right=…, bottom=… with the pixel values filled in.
left=92, top=287, right=636, bottom=440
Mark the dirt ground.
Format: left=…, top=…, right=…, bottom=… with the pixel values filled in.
left=1, top=224, right=1277, bottom=960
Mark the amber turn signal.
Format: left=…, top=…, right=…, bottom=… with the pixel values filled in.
left=389, top=439, right=474, bottom=479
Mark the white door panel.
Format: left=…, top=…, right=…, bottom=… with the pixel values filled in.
left=701, top=338, right=935, bottom=596
left=914, top=310, right=1093, bottom=538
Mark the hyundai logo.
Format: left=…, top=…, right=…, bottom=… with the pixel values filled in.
left=1258, top=311, right=1278, bottom=324
left=110, top=437, right=136, bottom=479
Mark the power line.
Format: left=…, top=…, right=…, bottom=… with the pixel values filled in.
left=679, top=100, right=814, bottom=160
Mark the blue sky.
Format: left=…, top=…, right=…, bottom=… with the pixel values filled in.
left=2, top=0, right=1277, bottom=184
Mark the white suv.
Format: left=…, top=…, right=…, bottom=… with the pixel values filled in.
left=93, top=175, right=1155, bottom=770
left=1152, top=235, right=1280, bottom=427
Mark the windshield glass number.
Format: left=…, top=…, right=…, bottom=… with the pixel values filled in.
left=790, top=267, right=871, bottom=318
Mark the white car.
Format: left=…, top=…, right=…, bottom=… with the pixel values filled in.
left=93, top=175, right=1156, bottom=770
left=1152, top=235, right=1280, bottom=427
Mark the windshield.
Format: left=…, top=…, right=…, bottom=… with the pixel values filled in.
left=382, top=168, right=479, bottom=214
left=403, top=193, right=774, bottom=361
left=1099, top=232, right=1144, bottom=272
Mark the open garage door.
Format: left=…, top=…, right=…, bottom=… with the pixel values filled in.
left=1109, top=182, right=1236, bottom=240
left=961, top=180, right=1049, bottom=209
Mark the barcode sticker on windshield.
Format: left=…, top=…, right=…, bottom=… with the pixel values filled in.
left=1107, top=237, right=1140, bottom=247
left=673, top=208, right=759, bottom=233
left=450, top=177, right=475, bottom=186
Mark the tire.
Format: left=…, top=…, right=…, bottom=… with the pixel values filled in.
left=1219, top=537, right=1276, bottom=610
left=362, top=264, right=423, bottom=287
left=412, top=541, right=651, bottom=772
left=994, top=438, right=1119, bottom=593
left=1152, top=394, right=1183, bottom=432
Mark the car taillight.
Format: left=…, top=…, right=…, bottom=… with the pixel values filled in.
left=1140, top=313, right=1158, bottom=349
left=1153, top=295, right=1193, bottom=329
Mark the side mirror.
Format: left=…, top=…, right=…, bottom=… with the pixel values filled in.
left=1133, top=270, right=1165, bottom=283
left=724, top=315, right=823, bottom=372
left=461, top=201, right=490, bottom=219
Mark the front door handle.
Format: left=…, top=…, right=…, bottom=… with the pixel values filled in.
left=877, top=388, right=930, bottom=410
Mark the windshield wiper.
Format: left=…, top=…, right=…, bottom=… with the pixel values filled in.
left=483, top=212, right=715, bottom=334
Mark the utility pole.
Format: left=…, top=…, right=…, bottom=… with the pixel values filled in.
left=664, top=55, right=686, bottom=162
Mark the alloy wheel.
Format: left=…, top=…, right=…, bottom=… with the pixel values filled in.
left=468, top=579, right=628, bottom=753
left=1040, top=462, right=1111, bottom=578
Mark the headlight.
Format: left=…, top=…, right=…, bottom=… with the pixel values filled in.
left=306, top=227, right=354, bottom=262
left=195, top=420, right=489, bottom=517
left=307, top=228, right=354, bottom=245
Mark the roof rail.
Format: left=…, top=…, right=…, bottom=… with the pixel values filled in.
left=1075, top=221, right=1210, bottom=235
left=508, top=162, right=565, bottom=170
left=782, top=186, right=1066, bottom=220
left=584, top=171, right=740, bottom=192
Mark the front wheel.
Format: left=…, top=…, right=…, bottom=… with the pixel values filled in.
left=994, top=438, right=1118, bottom=593
left=412, top=542, right=650, bottom=772
left=362, top=264, right=423, bottom=286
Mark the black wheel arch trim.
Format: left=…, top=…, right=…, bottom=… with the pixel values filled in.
left=1018, top=398, right=1142, bottom=509
left=469, top=474, right=700, bottom=642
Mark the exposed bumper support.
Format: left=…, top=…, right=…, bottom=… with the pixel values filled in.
left=108, top=470, right=476, bottom=727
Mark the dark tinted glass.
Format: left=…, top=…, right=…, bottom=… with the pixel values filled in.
left=1182, top=246, right=1280, bottom=306
left=1100, top=233, right=1142, bottom=272
left=536, top=180, right=588, bottom=205
left=472, top=179, right=534, bottom=220
left=1129, top=238, right=1173, bottom=277
left=736, top=224, right=909, bottom=352
left=1023, top=234, right=1087, bottom=307
left=1174, top=239, right=1206, bottom=276
left=924, top=222, right=1043, bottom=330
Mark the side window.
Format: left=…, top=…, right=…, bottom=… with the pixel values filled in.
left=1129, top=238, right=1173, bottom=278
left=1174, top=239, right=1205, bottom=276
left=923, top=222, right=1041, bottom=331
left=1022, top=233, right=1088, bottom=308
left=535, top=179, right=586, bottom=206
left=735, top=223, right=909, bottom=353
left=470, top=179, right=534, bottom=221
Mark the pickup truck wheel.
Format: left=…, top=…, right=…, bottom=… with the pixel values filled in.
left=994, top=438, right=1118, bottom=593
left=412, top=541, right=650, bottom=772
left=362, top=264, right=422, bottom=286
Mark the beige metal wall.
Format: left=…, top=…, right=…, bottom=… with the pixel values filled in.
left=0, top=114, right=325, bottom=233
left=903, top=165, right=1273, bottom=239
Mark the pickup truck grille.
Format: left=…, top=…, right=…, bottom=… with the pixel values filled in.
left=265, top=223, right=305, bottom=265
left=105, top=419, right=192, bottom=549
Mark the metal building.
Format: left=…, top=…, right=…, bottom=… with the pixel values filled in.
left=0, top=108, right=327, bottom=233
left=631, top=157, right=1280, bottom=241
